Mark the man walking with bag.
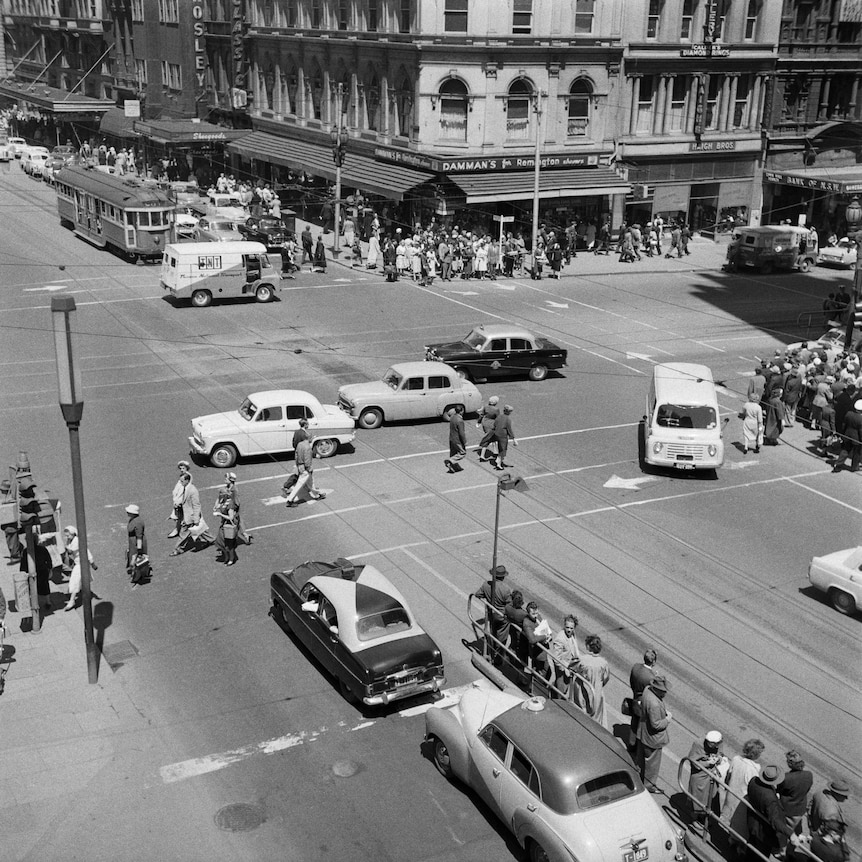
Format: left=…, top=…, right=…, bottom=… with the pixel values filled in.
left=635, top=675, right=672, bottom=793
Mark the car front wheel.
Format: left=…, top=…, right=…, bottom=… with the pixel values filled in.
left=358, top=407, right=383, bottom=430
left=255, top=284, right=273, bottom=302
left=454, top=366, right=470, bottom=380
left=829, top=588, right=857, bottom=615
left=191, top=289, right=212, bottom=308
left=312, top=438, right=338, bottom=458
left=798, top=258, right=813, bottom=273
left=209, top=443, right=238, bottom=468
left=528, top=840, right=551, bottom=862
left=432, top=737, right=453, bottom=779
left=528, top=364, right=548, bottom=381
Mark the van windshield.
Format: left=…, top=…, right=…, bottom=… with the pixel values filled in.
left=656, top=403, right=717, bottom=429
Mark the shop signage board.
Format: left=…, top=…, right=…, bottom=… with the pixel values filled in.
left=764, top=170, right=862, bottom=194
left=689, top=140, right=737, bottom=152
left=681, top=44, right=731, bottom=57
left=373, top=146, right=598, bottom=174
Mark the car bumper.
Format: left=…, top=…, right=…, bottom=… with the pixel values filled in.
left=363, top=675, right=444, bottom=707
left=188, top=436, right=208, bottom=457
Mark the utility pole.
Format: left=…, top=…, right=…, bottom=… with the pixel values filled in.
left=331, top=83, right=347, bottom=259
left=530, top=90, right=546, bottom=270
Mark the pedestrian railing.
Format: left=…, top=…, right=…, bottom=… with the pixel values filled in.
left=466, top=594, right=595, bottom=712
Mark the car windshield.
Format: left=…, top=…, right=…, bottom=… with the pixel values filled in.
left=576, top=771, right=638, bottom=810
left=210, top=220, right=236, bottom=232
left=383, top=368, right=403, bottom=389
left=463, top=329, right=486, bottom=349
left=238, top=398, right=257, bottom=421
left=356, top=607, right=412, bottom=641
left=656, top=403, right=717, bottom=429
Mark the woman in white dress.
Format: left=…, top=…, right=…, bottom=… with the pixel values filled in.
left=719, top=738, right=765, bottom=842
left=396, top=239, right=407, bottom=274
left=475, top=241, right=489, bottom=279
left=366, top=234, right=381, bottom=269
left=741, top=400, right=764, bottom=454
left=63, top=526, right=98, bottom=611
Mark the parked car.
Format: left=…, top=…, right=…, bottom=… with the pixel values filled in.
left=425, top=324, right=568, bottom=382
left=238, top=215, right=287, bottom=249
left=784, top=328, right=862, bottom=363
left=0, top=142, right=11, bottom=162
left=201, top=192, right=248, bottom=223
left=22, top=147, right=50, bottom=176
left=808, top=547, right=862, bottom=615
left=337, top=360, right=483, bottom=430
left=270, top=557, right=445, bottom=706
left=194, top=217, right=243, bottom=243
left=724, top=225, right=818, bottom=274
left=425, top=682, right=688, bottom=862
left=818, top=237, right=858, bottom=269
left=7, top=137, right=28, bottom=158
left=173, top=206, right=199, bottom=240
left=166, top=181, right=202, bottom=207
left=189, top=389, right=355, bottom=468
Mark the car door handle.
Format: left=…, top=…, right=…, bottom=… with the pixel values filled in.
left=492, top=768, right=500, bottom=778
left=527, top=803, right=537, bottom=812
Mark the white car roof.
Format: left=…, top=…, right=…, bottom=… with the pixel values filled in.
left=468, top=323, right=537, bottom=340
left=246, top=390, right=322, bottom=405
left=164, top=241, right=267, bottom=255
left=391, top=361, right=463, bottom=376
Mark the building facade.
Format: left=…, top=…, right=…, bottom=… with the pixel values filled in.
left=617, top=0, right=782, bottom=235
left=761, top=0, right=862, bottom=236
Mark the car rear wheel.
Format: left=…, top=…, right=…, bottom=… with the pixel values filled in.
left=358, top=407, right=383, bottom=430
left=271, top=600, right=288, bottom=628
left=798, top=258, right=813, bottom=273
left=339, top=677, right=359, bottom=703
left=255, top=284, right=273, bottom=303
left=528, top=364, right=548, bottom=381
left=829, top=588, right=856, bottom=615
left=432, top=737, right=453, bottom=779
left=454, top=366, right=470, bottom=381
left=191, top=289, right=212, bottom=308
left=209, top=443, right=238, bottom=468
left=528, top=840, right=551, bottom=862
left=312, top=438, right=338, bottom=458
left=760, top=260, right=774, bottom=275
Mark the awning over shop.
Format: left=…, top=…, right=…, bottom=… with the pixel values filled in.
left=447, top=167, right=630, bottom=204
left=99, top=106, right=139, bottom=139
left=763, top=166, right=862, bottom=196
left=0, top=80, right=113, bottom=117
left=133, top=119, right=251, bottom=147
left=227, top=131, right=435, bottom=200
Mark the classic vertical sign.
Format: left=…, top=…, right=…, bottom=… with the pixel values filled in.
left=232, top=0, right=248, bottom=108
left=192, top=2, right=207, bottom=95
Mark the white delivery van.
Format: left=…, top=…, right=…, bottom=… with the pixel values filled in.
left=643, top=362, right=725, bottom=471
left=160, top=241, right=281, bottom=307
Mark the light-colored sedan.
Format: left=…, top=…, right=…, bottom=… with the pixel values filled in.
left=809, top=547, right=862, bottom=615
left=22, top=147, right=50, bottom=176
left=337, top=360, right=483, bottom=430
left=189, top=389, right=356, bottom=468
left=426, top=681, right=688, bottom=862
left=173, top=206, right=199, bottom=240
left=194, top=217, right=243, bottom=243
left=785, top=327, right=862, bottom=363
left=818, top=238, right=858, bottom=269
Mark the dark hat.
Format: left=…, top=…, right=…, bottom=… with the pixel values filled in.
left=829, top=779, right=850, bottom=797
left=489, top=565, right=508, bottom=579
left=759, top=764, right=785, bottom=787
left=0, top=479, right=11, bottom=492
left=17, top=476, right=35, bottom=491
left=650, top=676, right=669, bottom=693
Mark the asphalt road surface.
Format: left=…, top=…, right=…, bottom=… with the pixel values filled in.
left=1, top=167, right=860, bottom=862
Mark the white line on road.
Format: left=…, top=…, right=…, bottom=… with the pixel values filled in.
left=784, top=478, right=862, bottom=515
left=400, top=547, right=470, bottom=602
left=691, top=340, right=726, bottom=352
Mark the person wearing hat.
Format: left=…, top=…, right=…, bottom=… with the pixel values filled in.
left=476, top=396, right=501, bottom=462
left=492, top=404, right=518, bottom=470
left=809, top=780, right=849, bottom=835
left=1, top=478, right=22, bottom=563
left=635, top=675, right=672, bottom=792
left=687, top=730, right=729, bottom=836
left=473, top=565, right=513, bottom=661
left=168, top=461, right=191, bottom=538
left=125, top=504, right=149, bottom=586
left=213, top=472, right=243, bottom=565
left=444, top=404, right=467, bottom=473
left=831, top=399, right=862, bottom=473
left=747, top=764, right=793, bottom=857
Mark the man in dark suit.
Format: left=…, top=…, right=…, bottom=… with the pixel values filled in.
left=747, top=764, right=792, bottom=856
left=635, top=674, right=672, bottom=792
left=628, top=648, right=657, bottom=751
left=832, top=400, right=862, bottom=472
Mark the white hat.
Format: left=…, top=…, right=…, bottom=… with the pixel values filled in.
left=855, top=399, right=862, bottom=411
left=125, top=503, right=140, bottom=515
left=813, top=357, right=822, bottom=365
left=488, top=396, right=500, bottom=405
left=705, top=730, right=723, bottom=744
left=225, top=472, right=237, bottom=481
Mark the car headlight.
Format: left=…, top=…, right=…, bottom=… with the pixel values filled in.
left=774, top=245, right=783, bottom=252
left=652, top=442, right=663, bottom=454
left=707, top=444, right=717, bottom=457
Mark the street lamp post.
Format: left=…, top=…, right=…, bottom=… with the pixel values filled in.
left=331, top=83, right=347, bottom=260
left=530, top=90, right=547, bottom=269
left=844, top=196, right=862, bottom=351
left=51, top=295, right=98, bottom=684
left=489, top=472, right=529, bottom=612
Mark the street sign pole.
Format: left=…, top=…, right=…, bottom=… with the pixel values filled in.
left=493, top=214, right=515, bottom=250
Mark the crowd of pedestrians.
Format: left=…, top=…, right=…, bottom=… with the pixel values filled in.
left=444, top=395, right=518, bottom=473
left=739, top=340, right=862, bottom=470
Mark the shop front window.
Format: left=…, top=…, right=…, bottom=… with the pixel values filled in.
left=507, top=79, right=532, bottom=140
left=439, top=79, right=468, bottom=141
left=567, top=80, right=591, bottom=137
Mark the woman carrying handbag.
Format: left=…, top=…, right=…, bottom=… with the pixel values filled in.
left=213, top=472, right=243, bottom=566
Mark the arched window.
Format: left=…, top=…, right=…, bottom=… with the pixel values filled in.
left=397, top=77, right=414, bottom=138
left=507, top=79, right=532, bottom=140
left=568, top=79, right=592, bottom=137
left=439, top=79, right=468, bottom=141
left=308, top=65, right=323, bottom=120
left=365, top=75, right=381, bottom=131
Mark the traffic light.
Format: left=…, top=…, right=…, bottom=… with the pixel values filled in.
left=17, top=476, right=40, bottom=528
left=854, top=296, right=862, bottom=327
left=332, top=141, right=346, bottom=168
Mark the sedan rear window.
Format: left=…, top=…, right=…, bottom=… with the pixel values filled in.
left=577, top=771, right=637, bottom=809
left=356, top=607, right=411, bottom=641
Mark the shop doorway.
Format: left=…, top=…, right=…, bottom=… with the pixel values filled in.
left=688, top=182, right=719, bottom=235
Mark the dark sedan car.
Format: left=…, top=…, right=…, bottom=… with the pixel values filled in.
left=238, top=215, right=287, bottom=249
left=270, top=558, right=445, bottom=706
left=425, top=323, right=568, bottom=381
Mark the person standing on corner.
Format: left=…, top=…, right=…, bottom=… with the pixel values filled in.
left=493, top=404, right=518, bottom=470
left=444, top=405, right=467, bottom=473
left=473, top=565, right=513, bottom=663
left=635, top=675, right=672, bottom=793
left=476, top=395, right=501, bottom=462
left=170, top=473, right=211, bottom=555
left=63, top=525, right=97, bottom=611
left=747, top=764, right=793, bottom=858
left=300, top=224, right=313, bottom=265
left=125, top=504, right=149, bottom=586
left=313, top=235, right=327, bottom=272
left=628, top=647, right=657, bottom=752
left=687, top=730, right=729, bottom=837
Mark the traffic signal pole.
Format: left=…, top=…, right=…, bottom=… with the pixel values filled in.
left=845, top=230, right=862, bottom=351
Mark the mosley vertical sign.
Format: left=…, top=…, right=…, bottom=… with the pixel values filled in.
left=192, top=2, right=207, bottom=97
left=232, top=0, right=248, bottom=109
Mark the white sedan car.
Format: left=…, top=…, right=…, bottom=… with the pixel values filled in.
left=189, top=389, right=356, bottom=468
left=818, top=238, right=858, bottom=269
left=426, top=681, right=688, bottom=862
left=809, top=547, right=862, bottom=615
left=785, top=328, right=862, bottom=363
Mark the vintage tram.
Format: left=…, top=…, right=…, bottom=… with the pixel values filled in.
left=55, top=165, right=175, bottom=260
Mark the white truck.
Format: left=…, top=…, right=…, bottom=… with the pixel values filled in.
left=160, top=241, right=281, bottom=307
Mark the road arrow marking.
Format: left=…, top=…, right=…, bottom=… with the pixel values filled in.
left=725, top=460, right=760, bottom=469
left=24, top=284, right=69, bottom=293
left=444, top=290, right=479, bottom=296
left=625, top=352, right=655, bottom=363
left=603, top=474, right=660, bottom=490
left=545, top=300, right=569, bottom=308
left=489, top=282, right=516, bottom=291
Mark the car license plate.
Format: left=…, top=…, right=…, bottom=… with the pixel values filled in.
left=392, top=672, right=419, bottom=688
left=624, top=847, right=648, bottom=862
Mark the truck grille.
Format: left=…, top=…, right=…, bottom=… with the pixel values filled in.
left=665, top=444, right=705, bottom=460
